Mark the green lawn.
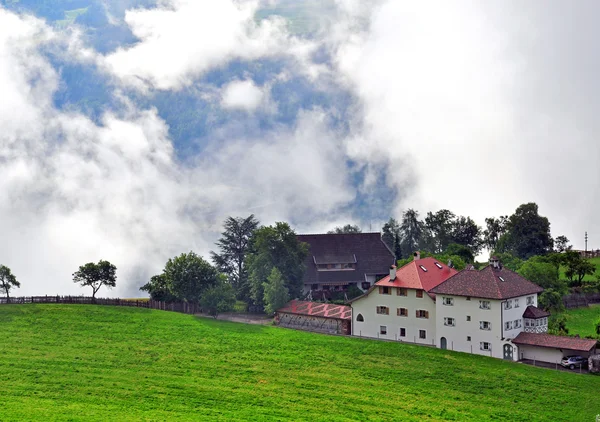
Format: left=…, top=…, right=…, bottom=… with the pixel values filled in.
left=559, top=257, right=600, bottom=282
left=1, top=305, right=599, bottom=421
left=561, top=304, right=600, bottom=337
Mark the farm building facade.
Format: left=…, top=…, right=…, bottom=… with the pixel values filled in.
left=275, top=300, right=351, bottom=335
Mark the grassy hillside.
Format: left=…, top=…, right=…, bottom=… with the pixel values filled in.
left=0, top=305, right=599, bottom=421
left=559, top=256, right=600, bottom=282
left=561, top=304, right=600, bottom=337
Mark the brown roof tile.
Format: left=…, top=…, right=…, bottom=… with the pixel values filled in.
left=512, top=332, right=598, bottom=352
left=522, top=305, right=550, bottom=319
left=429, top=265, right=543, bottom=300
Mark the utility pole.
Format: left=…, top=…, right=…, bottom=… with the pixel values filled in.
left=585, top=232, right=588, bottom=254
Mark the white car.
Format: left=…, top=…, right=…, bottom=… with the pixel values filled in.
left=561, top=355, right=588, bottom=370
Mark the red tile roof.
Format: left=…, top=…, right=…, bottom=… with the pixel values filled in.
left=276, top=300, right=351, bottom=320
left=522, top=305, right=550, bottom=319
left=429, top=265, right=543, bottom=300
left=512, top=332, right=598, bottom=352
left=375, top=257, right=458, bottom=299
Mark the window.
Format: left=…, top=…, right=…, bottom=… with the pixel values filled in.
left=504, top=300, right=513, bottom=310
left=466, top=296, right=471, bottom=301
left=499, top=276, right=505, bottom=282
left=416, top=290, right=424, bottom=298
left=514, top=319, right=522, bottom=328
left=467, top=336, right=471, bottom=341
left=466, top=316, right=471, bottom=321
left=526, top=296, right=534, bottom=306
left=419, top=330, right=426, bottom=339
left=419, top=265, right=428, bottom=272
left=543, top=317, right=547, bottom=325
left=444, top=317, right=455, bottom=326
left=416, top=310, right=429, bottom=319
left=397, top=307, right=408, bottom=317
left=479, top=321, right=491, bottom=331
left=504, top=321, right=513, bottom=331
left=380, top=326, right=387, bottom=335
left=480, top=342, right=492, bottom=351
left=356, top=314, right=364, bottom=322
left=311, top=284, right=319, bottom=290
left=514, top=298, right=520, bottom=308
left=525, top=319, right=532, bottom=327
left=361, top=282, right=370, bottom=290
left=376, top=306, right=389, bottom=315
left=379, top=286, right=391, bottom=295
left=479, top=300, right=491, bottom=310
left=399, top=328, right=406, bottom=337
left=434, top=262, right=443, bottom=269
left=397, top=288, right=407, bottom=296
left=442, top=297, right=454, bottom=306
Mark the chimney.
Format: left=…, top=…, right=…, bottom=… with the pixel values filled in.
left=490, top=256, right=501, bottom=269
left=390, top=265, right=397, bottom=281
left=413, top=251, right=421, bottom=261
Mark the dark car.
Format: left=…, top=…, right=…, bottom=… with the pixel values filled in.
left=560, top=355, right=588, bottom=370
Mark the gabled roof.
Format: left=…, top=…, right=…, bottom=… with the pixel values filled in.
left=376, top=257, right=458, bottom=299
left=522, top=305, right=550, bottom=319
left=512, top=332, right=597, bottom=352
left=429, top=265, right=543, bottom=300
left=297, top=233, right=395, bottom=285
left=276, top=300, right=351, bottom=320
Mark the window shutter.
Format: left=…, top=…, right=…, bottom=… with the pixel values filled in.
left=425, top=311, right=429, bottom=319
left=379, top=286, right=383, bottom=294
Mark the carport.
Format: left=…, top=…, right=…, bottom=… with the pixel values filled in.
left=512, top=332, right=598, bottom=364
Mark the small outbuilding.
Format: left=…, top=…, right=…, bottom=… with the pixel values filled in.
left=275, top=300, right=351, bottom=335
left=512, top=332, right=598, bottom=364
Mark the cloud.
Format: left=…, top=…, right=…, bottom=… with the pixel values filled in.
left=220, top=79, right=266, bottom=111
left=0, top=7, right=354, bottom=297
left=102, top=0, right=321, bottom=91
left=328, top=0, right=600, bottom=250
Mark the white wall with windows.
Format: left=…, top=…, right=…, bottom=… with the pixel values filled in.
left=351, top=286, right=436, bottom=345
left=500, top=294, right=533, bottom=340
left=435, top=295, right=504, bottom=358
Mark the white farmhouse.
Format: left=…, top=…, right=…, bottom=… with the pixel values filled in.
left=350, top=254, right=457, bottom=345
left=429, top=257, right=544, bottom=360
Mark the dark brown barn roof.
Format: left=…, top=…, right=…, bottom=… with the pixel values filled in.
left=429, top=265, right=543, bottom=300
left=522, top=305, right=550, bottom=319
left=297, top=233, right=395, bottom=285
left=512, top=332, right=597, bottom=352
left=276, top=300, right=351, bottom=320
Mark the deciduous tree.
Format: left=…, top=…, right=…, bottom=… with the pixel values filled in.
left=483, top=216, right=508, bottom=252
left=263, top=267, right=290, bottom=315
left=327, top=224, right=362, bottom=234
left=200, top=279, right=236, bottom=318
left=0, top=265, right=20, bottom=300
left=165, top=252, right=219, bottom=303
left=554, top=235, right=571, bottom=253
left=246, top=222, right=307, bottom=306
left=500, top=203, right=554, bottom=259
left=72, top=260, right=117, bottom=300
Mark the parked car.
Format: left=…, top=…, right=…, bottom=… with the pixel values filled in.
left=561, top=355, right=588, bottom=370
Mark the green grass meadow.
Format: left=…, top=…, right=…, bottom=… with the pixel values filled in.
left=1, top=305, right=599, bottom=421
left=561, top=304, right=600, bottom=337
left=559, top=256, right=600, bottom=282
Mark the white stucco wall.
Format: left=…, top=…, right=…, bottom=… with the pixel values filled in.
left=351, top=287, right=436, bottom=345
left=517, top=345, right=563, bottom=364
left=500, top=294, right=535, bottom=340
left=435, top=295, right=504, bottom=358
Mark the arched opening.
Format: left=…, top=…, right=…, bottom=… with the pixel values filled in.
left=356, top=314, right=364, bottom=322
left=440, top=337, right=447, bottom=350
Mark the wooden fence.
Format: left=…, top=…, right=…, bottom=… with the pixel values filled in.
left=0, top=296, right=201, bottom=314
left=563, top=292, right=600, bottom=309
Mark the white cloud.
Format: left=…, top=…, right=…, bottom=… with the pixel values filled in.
left=220, top=79, right=265, bottom=111
left=102, top=0, right=321, bottom=91
left=0, top=8, right=353, bottom=297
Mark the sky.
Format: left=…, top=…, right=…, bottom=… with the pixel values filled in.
left=1, top=0, right=599, bottom=296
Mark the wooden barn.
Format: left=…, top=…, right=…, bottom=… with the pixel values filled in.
left=275, top=300, right=351, bottom=335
